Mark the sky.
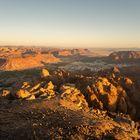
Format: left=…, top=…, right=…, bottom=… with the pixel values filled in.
left=0, top=0, right=140, bottom=48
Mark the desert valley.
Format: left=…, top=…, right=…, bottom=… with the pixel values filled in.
left=0, top=46, right=140, bottom=139
left=0, top=0, right=140, bottom=139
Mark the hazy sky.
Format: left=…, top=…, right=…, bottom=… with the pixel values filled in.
left=0, top=0, right=140, bottom=48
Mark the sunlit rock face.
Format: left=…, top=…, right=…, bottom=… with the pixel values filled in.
left=16, top=89, right=31, bottom=99
left=0, top=67, right=140, bottom=120
left=60, top=84, right=89, bottom=110
left=40, top=68, right=50, bottom=78
left=0, top=53, right=61, bottom=71
left=84, top=69, right=140, bottom=119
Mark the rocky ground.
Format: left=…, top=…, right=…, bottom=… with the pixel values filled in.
left=0, top=67, right=140, bottom=139
left=0, top=47, right=140, bottom=139
left=0, top=99, right=139, bottom=140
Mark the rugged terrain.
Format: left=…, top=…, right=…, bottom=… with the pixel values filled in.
left=0, top=66, right=140, bottom=139
left=0, top=99, right=139, bottom=140
left=0, top=47, right=61, bottom=71
left=0, top=47, right=140, bottom=139
left=0, top=53, right=60, bottom=71
left=109, top=51, right=140, bottom=62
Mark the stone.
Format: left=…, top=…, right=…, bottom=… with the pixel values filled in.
left=30, top=82, right=44, bottom=92
left=125, top=77, right=133, bottom=86
left=1, top=89, right=11, bottom=98
left=39, top=81, right=55, bottom=98
left=107, top=93, right=118, bottom=112
left=21, top=82, right=30, bottom=89
left=93, top=77, right=119, bottom=112
left=60, top=84, right=88, bottom=110
left=86, top=86, right=102, bottom=109
left=40, top=68, right=50, bottom=78
left=26, top=95, right=36, bottom=100
left=46, top=81, right=54, bottom=90
left=112, top=67, right=120, bottom=73
left=16, top=89, right=31, bottom=99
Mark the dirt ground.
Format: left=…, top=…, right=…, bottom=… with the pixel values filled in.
left=0, top=99, right=139, bottom=140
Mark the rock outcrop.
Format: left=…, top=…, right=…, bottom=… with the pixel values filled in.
left=16, top=89, right=31, bottom=99
left=0, top=67, right=140, bottom=120
left=0, top=53, right=61, bottom=71
left=40, top=68, right=50, bottom=78
left=85, top=72, right=139, bottom=119
left=60, top=84, right=88, bottom=110
left=109, top=51, right=140, bottom=61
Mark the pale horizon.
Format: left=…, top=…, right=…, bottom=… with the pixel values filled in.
left=0, top=0, right=140, bottom=48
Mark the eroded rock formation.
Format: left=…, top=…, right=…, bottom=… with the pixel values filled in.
left=0, top=67, right=140, bottom=120
left=109, top=51, right=140, bottom=61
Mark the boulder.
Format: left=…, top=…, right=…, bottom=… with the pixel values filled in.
left=40, top=68, right=50, bottom=78
left=124, top=77, right=133, bottom=87
left=112, top=67, right=120, bottom=73
left=94, top=77, right=119, bottom=112
left=86, top=86, right=103, bottom=109
left=46, top=81, right=55, bottom=90
left=40, top=81, right=55, bottom=98
left=107, top=93, right=118, bottom=112
left=26, top=95, right=36, bottom=100
left=21, top=82, right=30, bottom=89
left=30, top=82, right=44, bottom=92
left=60, top=84, right=88, bottom=110
left=1, top=89, right=11, bottom=98
left=16, top=89, right=31, bottom=99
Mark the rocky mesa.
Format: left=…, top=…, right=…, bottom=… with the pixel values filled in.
left=109, top=51, right=140, bottom=61
left=0, top=53, right=61, bottom=71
